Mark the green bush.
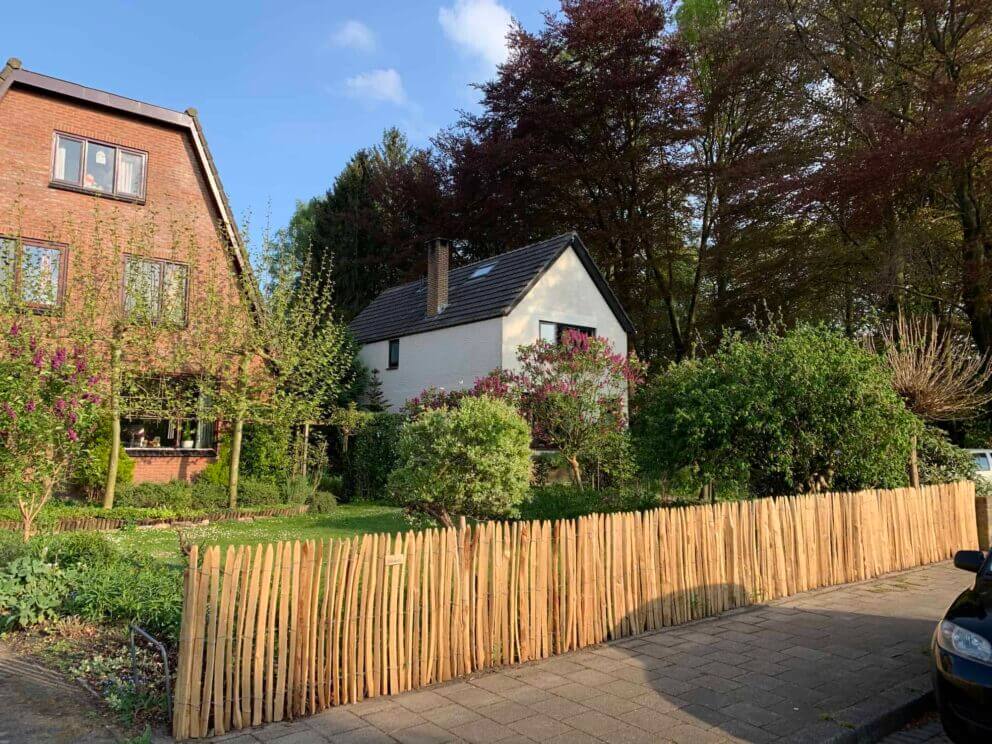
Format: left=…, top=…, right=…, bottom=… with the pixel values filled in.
left=67, top=556, right=183, bottom=642
left=389, top=397, right=532, bottom=524
left=31, top=531, right=118, bottom=566
left=0, top=555, right=75, bottom=630
left=117, top=481, right=193, bottom=511
left=0, top=530, right=29, bottom=566
left=199, top=426, right=291, bottom=488
left=634, top=324, right=920, bottom=497
left=190, top=480, right=228, bottom=510
left=521, top=485, right=660, bottom=521
left=238, top=478, right=284, bottom=506
left=310, top=490, right=337, bottom=514
left=198, top=441, right=230, bottom=488
left=343, top=413, right=403, bottom=502
left=918, top=426, right=976, bottom=485
left=72, top=421, right=135, bottom=501
left=240, top=424, right=292, bottom=482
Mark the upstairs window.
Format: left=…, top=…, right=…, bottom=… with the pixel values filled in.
left=0, top=237, right=66, bottom=311
left=52, top=133, right=147, bottom=200
left=539, top=321, right=596, bottom=344
left=124, top=255, right=188, bottom=325
left=388, top=338, right=400, bottom=369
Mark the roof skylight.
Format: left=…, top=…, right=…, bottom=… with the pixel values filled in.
left=471, top=262, right=496, bottom=279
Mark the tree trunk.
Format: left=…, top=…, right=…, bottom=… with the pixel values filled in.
left=302, top=422, right=311, bottom=477
left=227, top=353, right=250, bottom=510
left=102, top=339, right=122, bottom=510
left=566, top=455, right=582, bottom=488
left=909, top=433, right=920, bottom=488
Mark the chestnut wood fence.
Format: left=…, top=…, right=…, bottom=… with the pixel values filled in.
left=172, top=482, right=977, bottom=739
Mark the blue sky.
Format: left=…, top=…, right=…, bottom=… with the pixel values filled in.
left=2, top=0, right=553, bottom=251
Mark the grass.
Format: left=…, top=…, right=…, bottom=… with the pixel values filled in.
left=106, top=503, right=409, bottom=568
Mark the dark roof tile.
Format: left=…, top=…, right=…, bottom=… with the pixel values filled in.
left=349, top=233, right=634, bottom=344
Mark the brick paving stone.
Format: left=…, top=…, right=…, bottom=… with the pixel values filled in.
left=525, top=695, right=590, bottom=719
left=391, top=723, right=457, bottom=744
left=419, top=704, right=482, bottom=729
left=507, top=713, right=574, bottom=739
left=362, top=709, right=426, bottom=733
left=446, top=717, right=515, bottom=743
left=475, top=700, right=534, bottom=724
left=327, top=728, right=398, bottom=744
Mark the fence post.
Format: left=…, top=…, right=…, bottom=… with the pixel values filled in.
left=977, top=494, right=991, bottom=551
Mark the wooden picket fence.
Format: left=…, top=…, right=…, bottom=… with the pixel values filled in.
left=172, top=482, right=978, bottom=739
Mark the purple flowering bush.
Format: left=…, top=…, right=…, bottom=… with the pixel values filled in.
left=406, top=331, right=645, bottom=487
left=0, top=321, right=103, bottom=539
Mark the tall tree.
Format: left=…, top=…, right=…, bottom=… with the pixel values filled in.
left=440, top=0, right=695, bottom=361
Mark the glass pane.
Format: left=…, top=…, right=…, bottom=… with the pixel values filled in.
left=84, top=142, right=116, bottom=193
left=20, top=244, right=61, bottom=307
left=0, top=238, right=14, bottom=306
left=388, top=339, right=399, bottom=367
left=116, top=150, right=145, bottom=197
left=125, top=257, right=161, bottom=320
left=53, top=136, right=83, bottom=183
left=539, top=321, right=557, bottom=343
left=974, top=454, right=990, bottom=472
left=162, top=262, right=188, bottom=325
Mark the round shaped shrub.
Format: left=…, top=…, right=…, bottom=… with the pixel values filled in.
left=388, top=396, right=532, bottom=525
left=633, top=324, right=919, bottom=496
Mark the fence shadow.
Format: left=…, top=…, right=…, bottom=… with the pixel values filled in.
left=602, top=588, right=948, bottom=742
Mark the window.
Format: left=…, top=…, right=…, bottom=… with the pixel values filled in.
left=470, top=262, right=496, bottom=279
left=973, top=453, right=990, bottom=472
left=52, top=133, right=147, bottom=200
left=121, top=375, right=217, bottom=451
left=124, top=255, right=189, bottom=325
left=388, top=339, right=400, bottom=369
left=0, top=237, right=66, bottom=310
left=539, top=321, right=596, bottom=344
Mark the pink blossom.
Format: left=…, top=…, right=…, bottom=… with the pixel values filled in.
left=25, top=399, right=36, bottom=412
left=66, top=428, right=78, bottom=442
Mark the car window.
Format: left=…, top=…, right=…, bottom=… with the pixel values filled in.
left=973, top=453, right=991, bottom=471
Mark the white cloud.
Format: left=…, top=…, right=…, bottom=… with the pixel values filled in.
left=438, top=0, right=513, bottom=70
left=344, top=68, right=407, bottom=106
left=332, top=20, right=376, bottom=52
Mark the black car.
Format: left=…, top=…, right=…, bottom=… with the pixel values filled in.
left=932, top=549, right=992, bottom=743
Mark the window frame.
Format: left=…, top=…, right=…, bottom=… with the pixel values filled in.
left=122, top=254, right=190, bottom=327
left=0, top=235, right=69, bottom=313
left=538, top=320, right=597, bottom=344
left=387, top=338, right=400, bottom=370
left=50, top=132, right=148, bottom=203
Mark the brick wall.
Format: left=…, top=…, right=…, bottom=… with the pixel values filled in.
left=0, top=84, right=253, bottom=485
left=131, top=454, right=216, bottom=484
left=0, top=85, right=246, bottom=355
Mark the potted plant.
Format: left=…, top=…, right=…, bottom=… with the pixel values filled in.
left=180, top=422, right=195, bottom=449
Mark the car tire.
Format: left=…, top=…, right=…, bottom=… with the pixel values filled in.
left=940, top=706, right=979, bottom=744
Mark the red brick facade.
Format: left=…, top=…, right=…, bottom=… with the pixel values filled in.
left=0, top=63, right=255, bottom=482
left=130, top=453, right=215, bottom=484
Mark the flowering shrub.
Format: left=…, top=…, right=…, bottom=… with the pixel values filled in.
left=0, top=321, right=103, bottom=539
left=490, top=332, right=644, bottom=485
left=405, top=333, right=644, bottom=486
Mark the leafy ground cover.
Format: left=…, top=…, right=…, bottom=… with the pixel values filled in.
left=105, top=504, right=409, bottom=567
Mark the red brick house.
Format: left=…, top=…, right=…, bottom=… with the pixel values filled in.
left=0, top=58, right=260, bottom=483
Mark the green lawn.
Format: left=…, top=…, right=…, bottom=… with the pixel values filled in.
left=107, top=504, right=409, bottom=568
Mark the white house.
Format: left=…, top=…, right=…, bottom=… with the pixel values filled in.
left=349, top=233, right=635, bottom=412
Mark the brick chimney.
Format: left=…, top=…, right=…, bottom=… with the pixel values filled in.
left=426, top=238, right=450, bottom=316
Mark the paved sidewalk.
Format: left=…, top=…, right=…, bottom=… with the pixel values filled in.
left=210, top=562, right=969, bottom=744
